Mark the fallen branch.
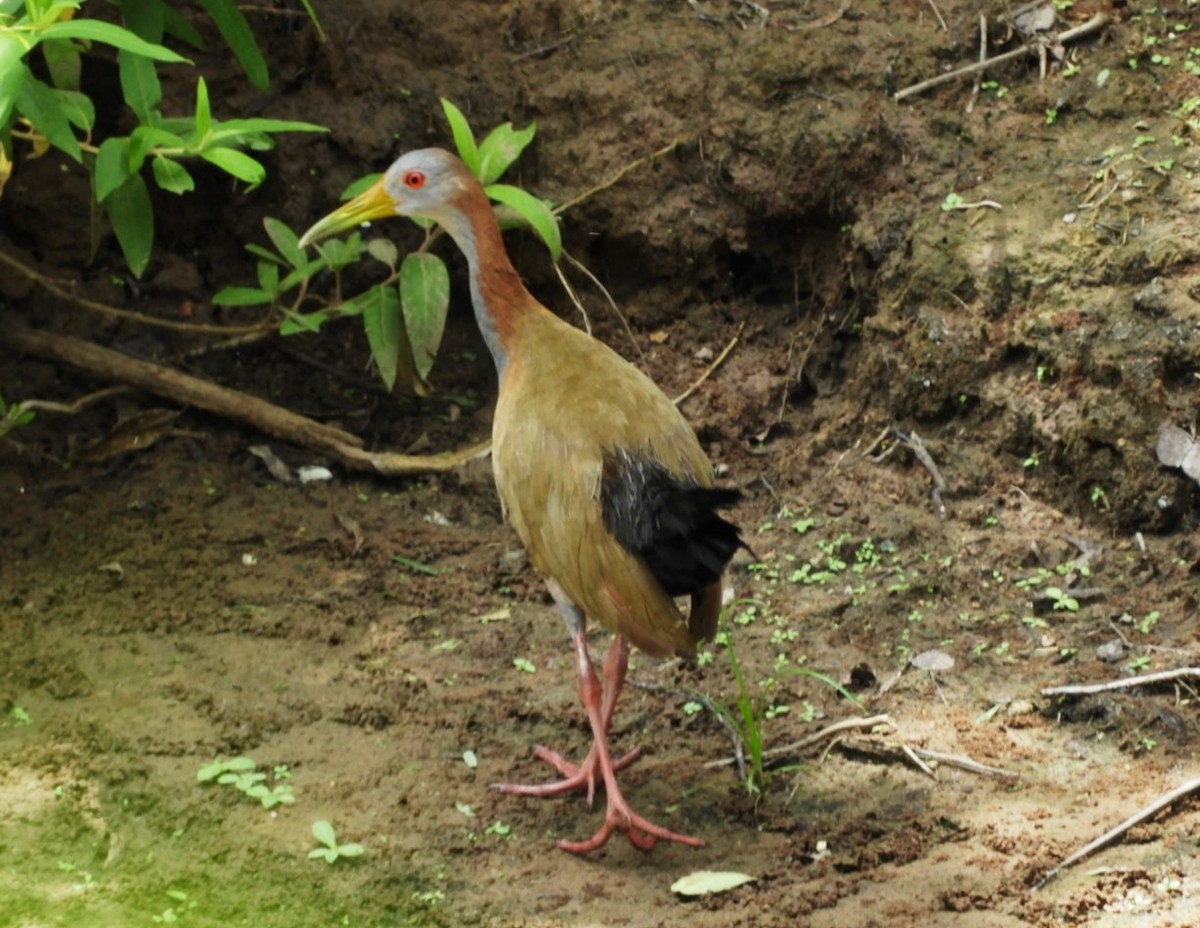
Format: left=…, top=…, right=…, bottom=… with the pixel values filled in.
left=912, top=747, right=1020, bottom=779
left=1042, top=666, right=1200, bottom=697
left=894, top=429, right=948, bottom=518
left=674, top=321, right=745, bottom=405
left=3, top=325, right=494, bottom=475
left=0, top=247, right=270, bottom=336
left=1032, top=775, right=1200, bottom=890
left=704, top=713, right=893, bottom=769
left=894, top=13, right=1110, bottom=102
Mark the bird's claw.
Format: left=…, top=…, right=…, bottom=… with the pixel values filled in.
left=495, top=744, right=642, bottom=803
left=557, top=802, right=703, bottom=855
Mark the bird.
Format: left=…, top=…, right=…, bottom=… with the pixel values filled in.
left=299, top=147, right=743, bottom=854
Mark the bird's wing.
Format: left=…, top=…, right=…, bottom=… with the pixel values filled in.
left=491, top=314, right=718, bottom=657
left=494, top=410, right=698, bottom=657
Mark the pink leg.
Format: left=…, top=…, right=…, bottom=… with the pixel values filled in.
left=497, top=633, right=704, bottom=854
left=499, top=636, right=639, bottom=804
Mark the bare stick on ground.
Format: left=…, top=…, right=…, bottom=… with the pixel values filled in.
left=674, top=321, right=745, bottom=406
left=893, top=429, right=948, bottom=518
left=894, top=13, right=1110, bottom=102
left=3, top=326, right=492, bottom=476
left=1042, top=667, right=1200, bottom=697
left=1033, top=776, right=1200, bottom=890
left=704, top=714, right=893, bottom=769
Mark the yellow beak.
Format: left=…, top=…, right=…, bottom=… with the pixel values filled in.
left=298, top=176, right=397, bottom=247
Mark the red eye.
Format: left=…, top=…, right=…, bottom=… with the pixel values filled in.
left=403, top=170, right=425, bottom=189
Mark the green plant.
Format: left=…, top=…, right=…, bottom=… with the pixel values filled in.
left=709, top=614, right=766, bottom=795
left=197, top=756, right=295, bottom=809
left=1044, top=586, right=1080, bottom=612
left=308, top=820, right=364, bottom=863
left=151, top=889, right=197, bottom=924
left=215, top=98, right=559, bottom=394
left=0, top=391, right=36, bottom=439
left=0, top=1, right=327, bottom=275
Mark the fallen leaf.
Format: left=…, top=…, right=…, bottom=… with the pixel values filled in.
left=911, top=649, right=955, bottom=672
left=670, top=870, right=754, bottom=896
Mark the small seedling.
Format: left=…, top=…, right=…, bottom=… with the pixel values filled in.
left=198, top=756, right=295, bottom=809
left=4, top=706, right=31, bottom=727
left=308, top=820, right=364, bottom=863
left=1044, top=586, right=1080, bottom=612
left=197, top=756, right=257, bottom=783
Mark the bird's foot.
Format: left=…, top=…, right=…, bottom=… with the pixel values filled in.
left=495, top=743, right=642, bottom=801
left=557, top=791, right=705, bottom=855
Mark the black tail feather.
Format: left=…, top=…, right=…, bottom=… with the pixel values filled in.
left=601, top=450, right=744, bottom=597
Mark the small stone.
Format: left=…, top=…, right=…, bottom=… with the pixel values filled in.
left=1096, top=638, right=1126, bottom=663
left=151, top=254, right=203, bottom=293
left=1132, top=277, right=1168, bottom=315
left=498, top=547, right=528, bottom=574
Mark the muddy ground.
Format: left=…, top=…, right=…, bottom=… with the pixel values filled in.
left=3, top=1, right=1200, bottom=926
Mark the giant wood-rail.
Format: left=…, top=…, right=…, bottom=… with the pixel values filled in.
left=300, top=148, right=743, bottom=853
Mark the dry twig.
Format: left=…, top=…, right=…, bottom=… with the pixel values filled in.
left=673, top=322, right=745, bottom=406
left=1033, top=776, right=1200, bottom=890
left=0, top=248, right=269, bottom=336
left=1042, top=667, right=1200, bottom=697
left=894, top=13, right=1110, bottom=102
left=893, top=429, right=948, bottom=518
left=912, top=747, right=1019, bottom=779
left=2, top=325, right=495, bottom=476
left=704, top=713, right=893, bottom=769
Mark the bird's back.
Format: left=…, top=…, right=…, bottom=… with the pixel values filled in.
left=491, top=304, right=735, bottom=656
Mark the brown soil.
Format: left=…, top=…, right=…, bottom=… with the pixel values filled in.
left=3, top=2, right=1200, bottom=926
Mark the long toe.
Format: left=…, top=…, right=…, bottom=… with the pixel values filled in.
left=557, top=795, right=704, bottom=855
left=495, top=745, right=642, bottom=799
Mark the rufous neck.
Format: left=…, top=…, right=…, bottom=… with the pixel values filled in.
left=438, top=188, right=530, bottom=377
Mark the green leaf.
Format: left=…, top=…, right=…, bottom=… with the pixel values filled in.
left=193, top=77, right=211, bottom=139
left=118, top=50, right=162, bottom=124
left=263, top=217, right=305, bottom=269
left=213, top=286, right=272, bottom=307
left=162, top=4, right=206, bottom=49
left=200, top=147, right=265, bottom=188
left=0, top=56, right=27, bottom=129
left=40, top=21, right=188, bottom=63
left=151, top=156, right=194, bottom=194
left=360, top=284, right=405, bottom=392
left=366, top=238, right=398, bottom=269
left=95, top=137, right=133, bottom=201
left=54, top=89, right=94, bottom=132
left=440, top=98, right=479, bottom=176
left=340, top=172, right=381, bottom=201
left=311, top=820, right=337, bottom=848
left=279, top=310, right=330, bottom=335
left=41, top=38, right=81, bottom=91
left=279, top=260, right=326, bottom=292
left=256, top=259, right=279, bottom=294
left=130, top=124, right=187, bottom=150
left=196, top=0, right=269, bottom=89
left=477, top=121, right=536, bottom=185
left=399, top=253, right=450, bottom=381
left=485, top=184, right=561, bottom=259
left=246, top=243, right=284, bottom=264
left=211, top=117, right=328, bottom=136
left=106, top=172, right=154, bottom=277
left=120, top=0, right=166, bottom=43
left=16, top=74, right=81, bottom=161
